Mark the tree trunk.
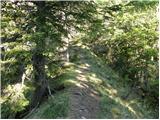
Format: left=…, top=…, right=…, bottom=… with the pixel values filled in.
left=144, top=63, right=149, bottom=91
left=30, top=1, right=47, bottom=109
left=30, top=53, right=47, bottom=109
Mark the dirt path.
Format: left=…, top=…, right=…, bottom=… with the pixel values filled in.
left=67, top=65, right=100, bottom=119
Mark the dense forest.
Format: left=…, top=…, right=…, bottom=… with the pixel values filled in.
left=1, top=0, right=159, bottom=119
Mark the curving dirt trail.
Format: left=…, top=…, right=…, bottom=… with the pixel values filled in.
left=67, top=46, right=100, bottom=119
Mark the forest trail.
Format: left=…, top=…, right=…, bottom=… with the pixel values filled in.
left=66, top=44, right=133, bottom=118
left=27, top=44, right=156, bottom=119
left=68, top=65, right=100, bottom=118
left=66, top=44, right=144, bottom=119
left=1, top=1, right=158, bottom=119
left=66, top=45, right=103, bottom=118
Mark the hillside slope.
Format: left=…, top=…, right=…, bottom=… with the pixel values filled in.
left=27, top=44, right=156, bottom=119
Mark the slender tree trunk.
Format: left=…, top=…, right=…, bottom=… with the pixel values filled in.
left=144, top=63, right=149, bottom=91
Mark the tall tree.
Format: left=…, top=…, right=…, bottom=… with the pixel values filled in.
left=30, top=1, right=47, bottom=109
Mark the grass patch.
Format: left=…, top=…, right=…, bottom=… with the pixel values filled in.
left=99, top=95, right=135, bottom=119
left=48, top=63, right=80, bottom=91
left=28, top=91, right=69, bottom=119
left=97, top=79, right=158, bottom=119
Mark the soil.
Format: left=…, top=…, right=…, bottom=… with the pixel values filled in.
left=67, top=55, right=100, bottom=118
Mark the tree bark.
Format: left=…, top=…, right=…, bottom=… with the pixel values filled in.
left=30, top=53, right=47, bottom=108
left=30, top=1, right=47, bottom=109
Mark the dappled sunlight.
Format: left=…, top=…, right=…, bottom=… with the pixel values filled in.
left=68, top=44, right=148, bottom=118
left=76, top=74, right=88, bottom=82
left=81, top=83, right=89, bottom=88
left=80, top=66, right=89, bottom=70
left=63, top=79, right=79, bottom=87
left=75, top=69, right=83, bottom=74
left=84, top=63, right=90, bottom=67
left=89, top=92, right=99, bottom=100
left=1, top=83, right=29, bottom=114
left=68, top=56, right=147, bottom=118
left=91, top=73, right=96, bottom=77
left=105, top=87, right=117, bottom=96
left=1, top=57, right=17, bottom=64
left=1, top=0, right=158, bottom=118
left=75, top=82, right=86, bottom=88
left=63, top=62, right=75, bottom=67
left=90, top=93, right=96, bottom=97
left=3, top=83, right=26, bottom=96
left=75, top=42, right=83, bottom=47
left=87, top=75, right=102, bottom=85
left=73, top=79, right=89, bottom=89
left=101, top=85, right=141, bottom=118
left=78, top=63, right=90, bottom=70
